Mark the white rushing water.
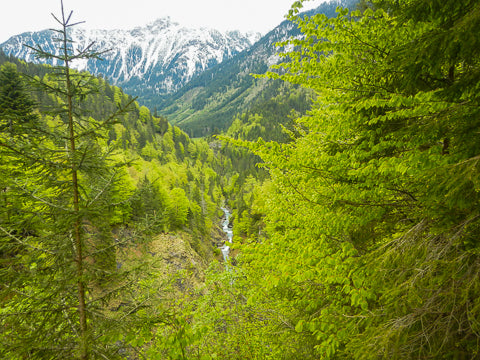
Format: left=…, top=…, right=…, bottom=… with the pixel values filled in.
left=220, top=207, right=233, bottom=261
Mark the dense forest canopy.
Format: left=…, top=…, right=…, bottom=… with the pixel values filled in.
left=1, top=0, right=480, bottom=359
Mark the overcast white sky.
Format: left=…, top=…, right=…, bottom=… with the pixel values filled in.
left=0, top=0, right=328, bottom=43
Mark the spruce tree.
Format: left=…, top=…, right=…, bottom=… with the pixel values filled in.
left=0, top=2, right=149, bottom=359
left=0, top=63, right=38, bottom=135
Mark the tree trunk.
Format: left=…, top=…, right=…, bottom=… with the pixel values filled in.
left=61, top=1, right=88, bottom=358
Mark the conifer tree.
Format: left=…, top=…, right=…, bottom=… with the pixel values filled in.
left=0, top=2, right=147, bottom=359
left=0, top=63, right=38, bottom=135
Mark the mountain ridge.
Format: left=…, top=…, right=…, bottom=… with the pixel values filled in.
left=1, top=18, right=260, bottom=98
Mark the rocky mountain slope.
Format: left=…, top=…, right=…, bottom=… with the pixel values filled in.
left=0, top=17, right=260, bottom=99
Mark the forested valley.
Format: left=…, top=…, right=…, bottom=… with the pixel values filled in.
left=1, top=0, right=480, bottom=359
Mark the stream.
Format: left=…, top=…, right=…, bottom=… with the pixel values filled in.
left=220, top=207, right=233, bottom=261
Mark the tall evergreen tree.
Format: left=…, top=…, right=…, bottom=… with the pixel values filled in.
left=0, top=63, right=38, bottom=135
left=0, top=2, right=148, bottom=359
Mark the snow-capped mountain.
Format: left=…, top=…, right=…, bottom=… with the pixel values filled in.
left=0, top=17, right=261, bottom=96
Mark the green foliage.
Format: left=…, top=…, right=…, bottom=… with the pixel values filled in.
left=188, top=0, right=480, bottom=359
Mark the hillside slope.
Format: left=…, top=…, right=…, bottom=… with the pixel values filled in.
left=155, top=0, right=357, bottom=137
